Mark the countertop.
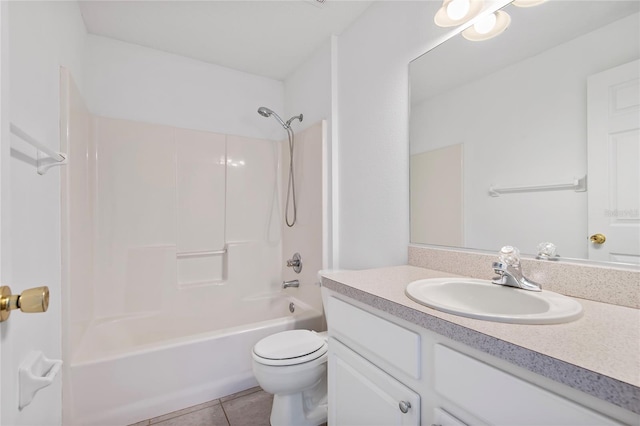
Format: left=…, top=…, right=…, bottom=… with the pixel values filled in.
left=321, top=265, right=640, bottom=415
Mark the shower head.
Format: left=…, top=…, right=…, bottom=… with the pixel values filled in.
left=257, top=106, right=273, bottom=118
left=257, top=106, right=288, bottom=129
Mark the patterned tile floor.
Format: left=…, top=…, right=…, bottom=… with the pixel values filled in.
left=129, top=387, right=273, bottom=426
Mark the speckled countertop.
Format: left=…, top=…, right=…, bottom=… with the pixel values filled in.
left=321, top=265, right=640, bottom=415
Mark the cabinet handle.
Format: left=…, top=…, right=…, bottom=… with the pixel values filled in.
left=399, top=400, right=411, bottom=413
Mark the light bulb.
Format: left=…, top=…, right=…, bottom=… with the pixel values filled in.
left=447, top=0, right=470, bottom=20
left=434, top=0, right=483, bottom=28
left=512, top=0, right=547, bottom=7
left=474, top=12, right=497, bottom=34
left=462, top=10, right=511, bottom=41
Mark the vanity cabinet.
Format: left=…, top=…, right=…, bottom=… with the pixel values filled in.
left=434, top=344, right=620, bottom=425
left=328, top=337, right=420, bottom=425
left=326, top=295, right=422, bottom=425
left=324, top=291, right=630, bottom=426
left=433, top=408, right=468, bottom=426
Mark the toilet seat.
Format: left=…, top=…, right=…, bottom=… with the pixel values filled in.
left=253, top=330, right=328, bottom=366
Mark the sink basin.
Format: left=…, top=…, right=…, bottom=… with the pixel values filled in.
left=405, top=278, right=583, bottom=324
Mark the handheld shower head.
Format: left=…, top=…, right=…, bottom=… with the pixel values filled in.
left=257, top=106, right=272, bottom=118
left=256, top=106, right=304, bottom=228
left=257, top=107, right=288, bottom=129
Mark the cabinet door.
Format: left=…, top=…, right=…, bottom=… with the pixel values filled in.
left=434, top=408, right=468, bottom=426
left=435, top=345, right=623, bottom=426
left=328, top=337, right=420, bottom=426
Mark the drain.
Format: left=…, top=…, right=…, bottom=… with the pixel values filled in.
left=289, top=302, right=295, bottom=313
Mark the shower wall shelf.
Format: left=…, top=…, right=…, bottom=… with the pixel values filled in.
left=489, top=175, right=587, bottom=197
left=10, top=123, right=67, bottom=175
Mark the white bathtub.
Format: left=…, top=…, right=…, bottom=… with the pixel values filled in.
left=68, top=292, right=323, bottom=426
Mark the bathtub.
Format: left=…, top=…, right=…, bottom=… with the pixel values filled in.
left=68, top=292, right=324, bottom=426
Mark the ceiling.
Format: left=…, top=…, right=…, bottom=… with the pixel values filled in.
left=78, top=0, right=373, bottom=81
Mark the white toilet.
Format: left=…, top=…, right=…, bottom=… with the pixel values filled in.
left=252, top=329, right=328, bottom=426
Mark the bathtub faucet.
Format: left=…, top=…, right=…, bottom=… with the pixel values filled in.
left=286, top=253, right=302, bottom=273
left=282, top=280, right=300, bottom=289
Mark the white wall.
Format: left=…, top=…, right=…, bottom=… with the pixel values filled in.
left=82, top=34, right=339, bottom=316
left=284, top=40, right=332, bottom=136
left=4, top=2, right=86, bottom=424
left=83, top=35, right=284, bottom=141
left=335, top=1, right=446, bottom=269
left=410, top=13, right=639, bottom=259
left=284, top=39, right=334, bottom=271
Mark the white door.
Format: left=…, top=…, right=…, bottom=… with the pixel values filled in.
left=1, top=2, right=63, bottom=425
left=587, top=60, right=640, bottom=264
left=0, top=2, right=5, bottom=422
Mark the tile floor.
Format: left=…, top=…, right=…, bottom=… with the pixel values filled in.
left=129, top=387, right=273, bottom=426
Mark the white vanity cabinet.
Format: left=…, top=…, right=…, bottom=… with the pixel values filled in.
left=328, top=338, right=420, bottom=425
left=433, top=407, right=468, bottom=426
left=434, top=345, right=621, bottom=426
left=326, top=296, right=422, bottom=425
left=323, top=291, right=633, bottom=426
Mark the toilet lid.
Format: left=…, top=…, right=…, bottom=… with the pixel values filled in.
left=253, top=330, right=326, bottom=361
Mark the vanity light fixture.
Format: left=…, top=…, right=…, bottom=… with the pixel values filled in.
left=511, top=0, right=547, bottom=7
left=434, top=0, right=484, bottom=27
left=462, top=10, right=511, bottom=41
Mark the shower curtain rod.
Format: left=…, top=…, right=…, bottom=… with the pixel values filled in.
left=10, top=123, right=66, bottom=162
left=10, top=122, right=67, bottom=175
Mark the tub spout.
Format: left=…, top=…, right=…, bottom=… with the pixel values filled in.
left=282, top=280, right=299, bottom=289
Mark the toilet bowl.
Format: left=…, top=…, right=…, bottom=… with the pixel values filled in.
left=252, top=329, right=328, bottom=426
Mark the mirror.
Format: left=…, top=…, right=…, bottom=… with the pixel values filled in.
left=409, top=1, right=640, bottom=265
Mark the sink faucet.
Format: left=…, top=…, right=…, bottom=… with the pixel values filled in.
left=492, top=262, right=541, bottom=292
left=491, top=246, right=542, bottom=292
left=282, top=280, right=300, bottom=289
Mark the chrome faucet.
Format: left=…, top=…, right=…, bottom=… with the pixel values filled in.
left=282, top=279, right=300, bottom=289
left=491, top=246, right=542, bottom=292
left=492, top=262, right=541, bottom=291
left=286, top=253, right=302, bottom=273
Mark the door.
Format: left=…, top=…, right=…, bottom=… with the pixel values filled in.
left=1, top=2, right=63, bottom=425
left=328, top=337, right=420, bottom=426
left=587, top=60, right=640, bottom=264
left=0, top=2, right=5, bottom=420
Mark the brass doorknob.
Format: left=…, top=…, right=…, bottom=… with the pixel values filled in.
left=0, top=286, right=49, bottom=322
left=589, top=234, right=606, bottom=244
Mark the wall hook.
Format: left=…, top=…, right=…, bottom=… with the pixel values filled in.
left=18, top=351, right=62, bottom=409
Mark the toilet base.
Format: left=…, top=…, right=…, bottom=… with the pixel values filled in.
left=269, top=378, right=327, bottom=426
left=270, top=394, right=327, bottom=426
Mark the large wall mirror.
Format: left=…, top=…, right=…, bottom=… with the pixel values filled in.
left=409, top=1, right=640, bottom=265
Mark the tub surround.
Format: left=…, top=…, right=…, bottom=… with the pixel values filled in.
left=280, top=120, right=326, bottom=313
left=321, top=265, right=640, bottom=415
